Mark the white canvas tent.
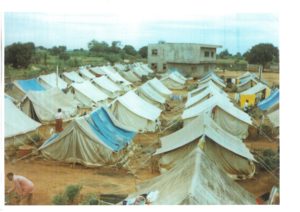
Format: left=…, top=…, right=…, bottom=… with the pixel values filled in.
left=240, top=82, right=270, bottom=95
left=79, top=68, right=96, bottom=80
left=21, top=88, right=79, bottom=123
left=182, top=96, right=252, bottom=139
left=39, top=107, right=136, bottom=167
left=198, top=72, right=226, bottom=88
left=161, top=72, right=186, bottom=89
left=185, top=86, right=231, bottom=109
left=70, top=81, right=109, bottom=108
left=267, top=109, right=279, bottom=128
left=155, top=113, right=256, bottom=179
left=6, top=79, right=46, bottom=103
left=126, top=148, right=255, bottom=204
left=139, top=63, right=154, bottom=74
left=148, top=77, right=172, bottom=98
left=62, top=71, right=85, bottom=84
left=120, top=70, right=141, bottom=83
left=132, top=66, right=149, bottom=78
left=188, top=80, right=226, bottom=99
left=38, top=73, right=68, bottom=90
left=92, top=76, right=122, bottom=99
left=110, top=91, right=162, bottom=132
left=136, top=83, right=166, bottom=108
left=5, top=96, right=41, bottom=148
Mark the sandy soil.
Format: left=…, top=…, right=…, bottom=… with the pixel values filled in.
left=5, top=71, right=280, bottom=205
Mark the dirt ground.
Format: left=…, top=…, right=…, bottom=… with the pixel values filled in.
left=5, top=70, right=279, bottom=205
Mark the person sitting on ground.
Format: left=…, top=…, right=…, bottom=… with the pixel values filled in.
left=6, top=172, right=34, bottom=205
left=55, top=108, right=64, bottom=132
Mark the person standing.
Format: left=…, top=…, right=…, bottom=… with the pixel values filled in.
left=243, top=100, right=249, bottom=113
left=55, top=108, right=63, bottom=132
left=6, top=172, right=34, bottom=205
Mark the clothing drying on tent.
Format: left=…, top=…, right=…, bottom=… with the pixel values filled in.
left=155, top=113, right=256, bottom=179
left=38, top=73, right=68, bottom=90
left=161, top=72, right=186, bottom=89
left=39, top=107, right=136, bottom=167
left=257, top=89, right=279, bottom=111
left=110, top=91, right=162, bottom=132
left=78, top=68, right=95, bottom=80
left=5, top=96, right=41, bottom=148
left=6, top=79, right=45, bottom=102
left=182, top=96, right=252, bottom=139
left=126, top=148, right=255, bottom=205
left=21, top=88, right=79, bottom=123
left=92, top=76, right=122, bottom=99
left=148, top=78, right=172, bottom=98
left=136, top=82, right=166, bottom=108
left=62, top=71, right=85, bottom=84
left=70, top=81, right=109, bottom=108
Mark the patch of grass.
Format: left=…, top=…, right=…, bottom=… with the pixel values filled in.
left=52, top=194, right=67, bottom=205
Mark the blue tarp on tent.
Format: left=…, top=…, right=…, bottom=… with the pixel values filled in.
left=17, top=79, right=45, bottom=92
left=86, top=108, right=136, bottom=152
left=257, top=89, right=279, bottom=111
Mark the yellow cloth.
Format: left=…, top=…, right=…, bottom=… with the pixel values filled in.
left=240, top=94, right=256, bottom=107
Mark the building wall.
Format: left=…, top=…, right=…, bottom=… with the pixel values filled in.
left=148, top=43, right=219, bottom=75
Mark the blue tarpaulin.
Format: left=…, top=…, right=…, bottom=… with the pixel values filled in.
left=17, top=79, right=45, bottom=92
left=86, top=108, right=136, bottom=152
left=257, top=89, right=279, bottom=111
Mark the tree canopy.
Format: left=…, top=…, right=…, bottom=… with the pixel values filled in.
left=138, top=46, right=148, bottom=58
left=5, top=42, right=35, bottom=68
left=245, top=43, right=279, bottom=68
left=123, top=45, right=137, bottom=56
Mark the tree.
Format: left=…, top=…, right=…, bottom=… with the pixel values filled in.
left=235, top=52, right=242, bottom=59
left=50, top=46, right=67, bottom=55
left=218, top=49, right=232, bottom=59
left=245, top=43, right=279, bottom=70
left=123, top=45, right=137, bottom=56
left=5, top=42, right=35, bottom=68
left=59, top=52, right=70, bottom=61
left=110, top=41, right=122, bottom=53
left=88, top=40, right=109, bottom=53
left=138, top=46, right=148, bottom=58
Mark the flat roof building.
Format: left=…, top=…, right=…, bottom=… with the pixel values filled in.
left=148, top=43, right=222, bottom=78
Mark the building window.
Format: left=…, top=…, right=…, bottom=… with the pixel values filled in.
left=151, top=63, right=157, bottom=71
left=204, top=51, right=210, bottom=57
left=163, top=64, right=167, bottom=70
left=211, top=52, right=214, bottom=58
left=151, top=49, right=158, bottom=56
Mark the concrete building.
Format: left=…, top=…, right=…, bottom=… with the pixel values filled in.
left=148, top=43, right=222, bottom=78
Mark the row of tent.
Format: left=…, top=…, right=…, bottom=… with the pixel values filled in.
left=234, top=72, right=279, bottom=129
left=123, top=72, right=257, bottom=204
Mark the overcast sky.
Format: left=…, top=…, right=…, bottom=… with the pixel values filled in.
left=4, top=12, right=278, bottom=54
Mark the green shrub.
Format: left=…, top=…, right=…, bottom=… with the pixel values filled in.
left=52, top=194, right=67, bottom=205
left=80, top=193, right=99, bottom=205
left=64, top=184, right=82, bottom=203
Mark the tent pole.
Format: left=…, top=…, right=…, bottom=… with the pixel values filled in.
left=56, top=65, right=59, bottom=88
